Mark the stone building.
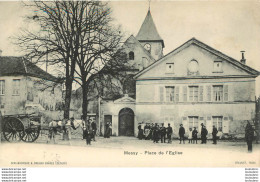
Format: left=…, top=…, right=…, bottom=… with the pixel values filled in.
left=81, top=9, right=260, bottom=138
left=0, top=56, right=63, bottom=118
left=134, top=38, right=259, bottom=138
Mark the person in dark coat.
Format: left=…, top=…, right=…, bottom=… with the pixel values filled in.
left=179, top=124, right=185, bottom=144
left=144, top=123, right=150, bottom=140
left=160, top=123, right=166, bottom=143
left=91, top=120, right=97, bottom=141
left=153, top=124, right=160, bottom=143
left=167, top=123, right=173, bottom=143
left=149, top=123, right=155, bottom=140
left=212, top=125, right=218, bottom=144
left=104, top=122, right=111, bottom=138
left=192, top=127, right=198, bottom=144
left=85, top=121, right=92, bottom=145
left=201, top=125, right=208, bottom=144
left=137, top=124, right=144, bottom=140
left=245, top=121, right=254, bottom=152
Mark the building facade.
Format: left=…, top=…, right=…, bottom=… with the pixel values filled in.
left=134, top=38, right=259, bottom=138
left=86, top=9, right=259, bottom=138
left=0, top=56, right=63, bottom=120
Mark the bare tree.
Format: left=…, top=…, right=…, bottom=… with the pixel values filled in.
left=67, top=2, right=129, bottom=120
left=13, top=1, right=99, bottom=119
left=14, top=1, right=132, bottom=120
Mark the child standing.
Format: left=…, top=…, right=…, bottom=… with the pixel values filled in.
left=188, top=128, right=193, bottom=143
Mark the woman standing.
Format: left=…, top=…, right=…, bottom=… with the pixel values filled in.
left=245, top=121, right=254, bottom=152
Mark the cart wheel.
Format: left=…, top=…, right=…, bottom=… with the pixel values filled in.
left=3, top=117, right=24, bottom=142
left=21, top=127, right=40, bottom=143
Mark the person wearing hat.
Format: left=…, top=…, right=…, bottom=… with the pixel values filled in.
left=201, top=125, right=208, bottom=144
left=160, top=123, right=166, bottom=143
left=192, top=127, right=198, bottom=144
left=166, top=123, right=173, bottom=143
left=212, top=125, right=218, bottom=144
left=179, top=124, right=185, bottom=144
left=245, top=121, right=254, bottom=152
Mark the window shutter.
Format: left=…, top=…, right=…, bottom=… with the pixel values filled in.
left=206, top=117, right=213, bottom=134
left=175, top=86, right=179, bottom=102
left=182, top=117, right=188, bottom=134
left=207, top=85, right=211, bottom=101
left=154, top=86, right=158, bottom=102
left=160, top=86, right=164, bottom=102
left=198, top=118, right=205, bottom=135
left=183, top=86, right=187, bottom=102
left=223, top=117, right=229, bottom=133
left=224, top=85, right=228, bottom=101
left=199, top=86, right=203, bottom=101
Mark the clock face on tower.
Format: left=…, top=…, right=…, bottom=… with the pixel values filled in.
left=144, top=43, right=151, bottom=51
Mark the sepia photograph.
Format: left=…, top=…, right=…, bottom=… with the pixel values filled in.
left=0, top=0, right=260, bottom=168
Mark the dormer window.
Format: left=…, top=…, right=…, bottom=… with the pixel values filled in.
left=188, top=60, right=199, bottom=75
left=166, top=63, right=174, bottom=73
left=129, top=51, right=134, bottom=60
left=213, top=61, right=223, bottom=72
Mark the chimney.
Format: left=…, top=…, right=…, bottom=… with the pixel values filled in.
left=0, top=50, right=2, bottom=56
left=240, top=51, right=246, bottom=64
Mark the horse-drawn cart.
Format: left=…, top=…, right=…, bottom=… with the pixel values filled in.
left=2, top=114, right=41, bottom=143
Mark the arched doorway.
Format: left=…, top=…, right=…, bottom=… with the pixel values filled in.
left=119, top=108, right=134, bottom=136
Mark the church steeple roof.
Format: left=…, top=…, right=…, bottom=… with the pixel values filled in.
left=136, top=10, right=164, bottom=47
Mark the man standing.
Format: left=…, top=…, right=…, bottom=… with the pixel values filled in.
left=167, top=123, right=173, bottom=143
left=153, top=124, right=160, bottom=143
left=192, top=127, right=198, bottom=144
left=179, top=124, right=185, bottom=144
left=201, top=125, right=208, bottom=144
left=144, top=123, right=150, bottom=140
left=91, top=120, right=97, bottom=141
left=137, top=124, right=143, bottom=140
left=212, top=125, right=218, bottom=144
left=160, top=123, right=166, bottom=143
left=245, top=121, right=254, bottom=152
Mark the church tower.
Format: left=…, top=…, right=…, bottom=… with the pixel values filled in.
left=136, top=9, right=164, bottom=60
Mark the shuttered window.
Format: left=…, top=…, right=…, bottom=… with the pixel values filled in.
left=166, top=86, right=174, bottom=102
left=189, top=86, right=198, bottom=102
left=12, top=79, right=20, bottom=95
left=213, top=85, right=223, bottom=102
left=199, top=86, right=203, bottom=101
left=159, top=86, right=164, bottom=102
left=213, top=116, right=223, bottom=131
left=175, top=86, right=179, bottom=102
left=207, top=86, right=211, bottom=101
left=224, top=85, right=228, bottom=101
left=183, top=86, right=187, bottom=102
left=0, top=80, right=5, bottom=95
left=188, top=116, right=199, bottom=130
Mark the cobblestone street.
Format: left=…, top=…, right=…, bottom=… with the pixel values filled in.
left=1, top=135, right=260, bottom=167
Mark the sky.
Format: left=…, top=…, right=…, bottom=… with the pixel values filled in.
left=0, top=0, right=259, bottom=95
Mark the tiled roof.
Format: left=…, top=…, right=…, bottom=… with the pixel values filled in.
left=136, top=10, right=164, bottom=47
left=0, top=56, right=60, bottom=82
left=134, top=37, right=260, bottom=78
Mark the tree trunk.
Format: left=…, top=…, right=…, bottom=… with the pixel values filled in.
left=64, top=78, right=73, bottom=119
left=81, top=78, right=89, bottom=120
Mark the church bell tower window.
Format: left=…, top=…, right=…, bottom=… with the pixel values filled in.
left=129, top=51, right=135, bottom=60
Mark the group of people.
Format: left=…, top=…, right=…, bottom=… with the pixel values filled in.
left=137, top=122, right=220, bottom=145
left=137, top=123, right=173, bottom=143
left=178, top=123, right=218, bottom=144
left=47, top=116, right=97, bottom=145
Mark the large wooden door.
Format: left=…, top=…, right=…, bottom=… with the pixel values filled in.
left=119, top=108, right=134, bottom=136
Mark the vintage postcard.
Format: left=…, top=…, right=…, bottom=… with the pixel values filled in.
left=0, top=0, right=260, bottom=168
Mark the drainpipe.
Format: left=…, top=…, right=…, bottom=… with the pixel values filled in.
left=98, top=96, right=101, bottom=136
